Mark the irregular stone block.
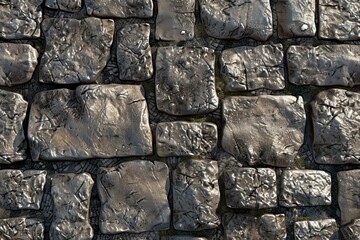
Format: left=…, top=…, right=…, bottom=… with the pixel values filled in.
left=287, top=45, right=360, bottom=86
left=294, top=219, right=338, bottom=240
left=50, top=173, right=94, bottom=240
left=28, top=84, right=153, bottom=161
left=220, top=44, right=285, bottom=91
left=39, top=17, right=114, bottom=84
left=45, top=0, right=82, bottom=12
left=163, top=237, right=207, bottom=240
left=156, top=47, right=218, bottom=115
left=311, top=89, right=360, bottom=164
left=280, top=170, right=332, bottom=207
left=341, top=218, right=360, bottom=240
left=0, top=218, right=44, bottom=239
left=224, top=168, right=277, bottom=209
left=173, top=160, right=220, bottom=231
left=117, top=24, right=153, bottom=81
left=199, top=0, right=273, bottom=41
left=319, top=0, right=360, bottom=40
left=98, top=160, right=170, bottom=233
left=0, top=0, right=42, bottom=39
left=259, top=214, right=287, bottom=240
left=222, top=95, right=306, bottom=167
left=156, top=0, right=195, bottom=41
left=156, top=121, right=218, bottom=157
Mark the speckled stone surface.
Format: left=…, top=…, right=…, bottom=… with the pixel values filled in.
left=294, top=219, right=338, bottom=240
left=0, top=218, right=44, bottom=239
left=45, top=0, right=82, bottom=12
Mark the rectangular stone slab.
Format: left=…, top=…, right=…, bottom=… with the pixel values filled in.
left=45, top=0, right=82, bottom=12
left=0, top=218, right=44, bottom=239
left=294, top=219, right=338, bottom=240
left=28, top=84, right=153, bottom=161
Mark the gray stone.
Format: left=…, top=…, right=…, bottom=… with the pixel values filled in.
left=319, top=0, right=360, bottom=40
left=224, top=168, right=277, bottom=209
left=223, top=214, right=259, bottom=240
left=199, top=0, right=272, bottom=41
left=156, top=121, right=217, bottom=157
left=173, top=160, right=220, bottom=231
left=311, top=89, right=360, bottom=164
left=156, top=47, right=218, bottom=116
left=0, top=218, right=44, bottom=239
left=0, top=0, right=42, bottom=39
left=294, top=219, right=339, bottom=240
left=39, top=17, right=114, bottom=84
left=45, top=0, right=82, bottom=12
left=222, top=95, right=306, bottom=167
left=259, top=214, right=287, bottom=240
left=50, top=173, right=94, bottom=240
left=220, top=44, right=285, bottom=91
left=117, top=24, right=153, bottom=81
left=287, top=45, right=360, bottom=86
left=98, top=160, right=170, bottom=234
left=276, top=0, right=316, bottom=38
left=156, top=0, right=195, bottom=41
left=162, top=237, right=207, bottom=240
left=280, top=170, right=332, bottom=207
left=28, top=84, right=153, bottom=161
left=0, top=43, right=38, bottom=86
left=341, top=218, right=360, bottom=240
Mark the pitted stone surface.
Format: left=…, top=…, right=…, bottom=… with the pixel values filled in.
left=0, top=218, right=44, bottom=239
left=224, top=168, right=277, bottom=209
left=39, top=17, right=114, bottom=84
left=287, top=45, right=360, bottom=86
left=50, top=173, right=94, bottom=240
left=98, top=160, right=170, bottom=233
left=280, top=170, right=332, bottom=207
left=156, top=121, right=217, bottom=157
left=173, top=160, right=220, bottom=231
left=222, top=95, right=306, bottom=167
left=220, top=44, right=285, bottom=91
left=259, top=214, right=287, bottom=240
left=156, top=47, right=218, bottom=116
left=199, top=0, right=272, bottom=41
left=28, top=84, right=153, bottom=161
left=45, top=0, right=82, bottom=12
left=294, top=219, right=338, bottom=240
left=156, top=0, right=195, bottom=41
left=311, top=89, right=360, bottom=164
left=117, top=23, right=153, bottom=81
left=341, top=218, right=360, bottom=240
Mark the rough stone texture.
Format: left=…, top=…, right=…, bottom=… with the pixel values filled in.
left=0, top=43, right=38, bottom=86
left=162, top=237, right=207, bottom=240
left=311, top=89, right=360, bottom=164
left=220, top=44, right=285, bottom=91
left=0, top=218, right=44, bottom=239
left=156, top=47, right=218, bottom=115
left=259, top=214, right=287, bottom=240
left=28, top=84, right=153, bottom=161
left=294, top=219, right=338, bottom=240
left=117, top=23, right=153, bottom=81
left=50, top=173, right=94, bottom=240
left=280, top=170, right=332, bottom=207
left=287, top=45, right=360, bottom=86
left=98, top=160, right=170, bottom=234
left=222, top=95, right=306, bottom=167
left=156, top=0, right=195, bottom=41
left=341, top=218, right=360, bottom=240
left=276, top=0, right=316, bottom=38
left=45, top=0, right=82, bottom=12
left=173, top=160, right=220, bottom=231
left=199, top=0, right=273, bottom=41
left=156, top=121, right=217, bottom=157
left=0, top=90, right=28, bottom=164
left=319, top=0, right=360, bottom=40
left=224, top=168, right=277, bottom=209
left=39, top=17, right=114, bottom=84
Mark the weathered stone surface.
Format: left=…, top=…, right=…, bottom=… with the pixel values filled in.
left=259, top=214, right=287, bottom=240
left=98, top=161, right=170, bottom=233
left=156, top=47, right=218, bottom=115
left=162, top=237, right=207, bottom=240
left=338, top=170, right=360, bottom=225
left=294, top=219, right=338, bottom=240
left=173, top=160, right=220, bottom=231
left=319, top=0, right=360, bottom=40
left=199, top=0, right=273, bottom=41
left=39, top=17, right=114, bottom=84
left=341, top=218, right=360, bottom=240
left=156, top=121, right=217, bottom=157
left=0, top=218, right=44, bottom=239
left=156, top=0, right=195, bottom=41
left=222, top=95, right=306, bottom=167
left=85, top=0, right=153, bottom=18
left=50, top=173, right=94, bottom=240
left=220, top=44, right=285, bottom=91
left=276, top=0, right=316, bottom=38
left=28, top=84, right=153, bottom=161
left=311, top=89, right=360, bottom=164
left=224, top=168, right=277, bottom=209
left=0, top=90, right=28, bottom=164
left=0, top=0, right=42, bottom=39
left=287, top=45, right=360, bottom=86
left=117, top=23, right=153, bottom=81
left=280, top=170, right=332, bottom=207
left=0, top=43, right=38, bottom=86
left=45, top=0, right=82, bottom=12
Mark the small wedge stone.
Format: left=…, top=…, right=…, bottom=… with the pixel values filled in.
left=294, top=219, right=338, bottom=240
left=45, top=0, right=82, bottom=12
left=341, top=218, right=360, bottom=240
left=0, top=218, right=44, bottom=239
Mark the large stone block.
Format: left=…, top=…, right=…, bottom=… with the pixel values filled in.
left=45, top=0, right=82, bottom=12
left=294, top=219, right=338, bottom=240
left=0, top=218, right=44, bottom=239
